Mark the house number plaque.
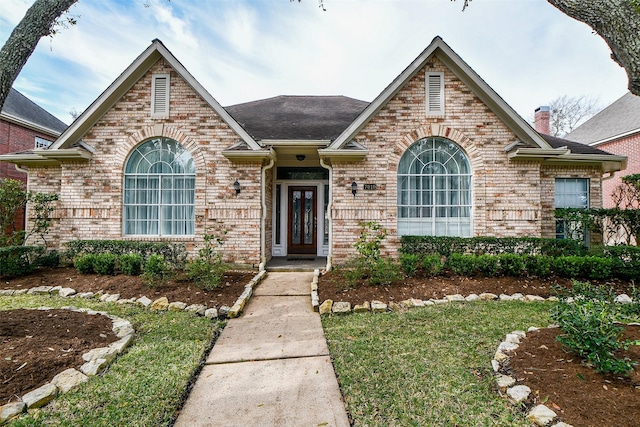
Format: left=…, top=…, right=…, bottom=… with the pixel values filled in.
left=363, top=184, right=377, bottom=190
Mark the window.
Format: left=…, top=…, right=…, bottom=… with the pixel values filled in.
left=123, top=138, right=195, bottom=236
left=398, top=137, right=471, bottom=237
left=426, top=72, right=444, bottom=116
left=555, top=178, right=589, bottom=240
left=151, top=74, right=170, bottom=117
left=34, top=137, right=53, bottom=148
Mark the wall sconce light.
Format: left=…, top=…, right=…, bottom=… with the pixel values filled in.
left=296, top=154, right=306, bottom=161
left=351, top=181, right=358, bottom=197
left=233, top=179, right=241, bottom=195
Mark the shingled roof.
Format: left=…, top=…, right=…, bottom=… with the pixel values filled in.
left=225, top=95, right=369, bottom=141
left=2, top=88, right=67, bottom=135
left=541, top=133, right=616, bottom=156
left=565, top=92, right=640, bottom=145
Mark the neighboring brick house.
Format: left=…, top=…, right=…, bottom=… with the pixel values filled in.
left=0, top=37, right=626, bottom=267
left=564, top=92, right=640, bottom=208
left=0, top=88, right=67, bottom=229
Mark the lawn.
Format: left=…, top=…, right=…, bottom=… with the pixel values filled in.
left=0, top=295, right=222, bottom=427
left=322, top=301, right=551, bottom=426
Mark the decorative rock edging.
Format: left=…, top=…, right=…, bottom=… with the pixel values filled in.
left=0, top=269, right=267, bottom=321
left=0, top=307, right=135, bottom=425
left=491, top=327, right=573, bottom=427
left=316, top=290, right=635, bottom=316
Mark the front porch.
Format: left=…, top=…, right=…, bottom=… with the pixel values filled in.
left=265, top=256, right=328, bottom=272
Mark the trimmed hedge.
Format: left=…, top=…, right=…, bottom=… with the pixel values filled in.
left=0, top=246, right=46, bottom=278
left=64, top=240, right=187, bottom=269
left=400, top=236, right=587, bottom=257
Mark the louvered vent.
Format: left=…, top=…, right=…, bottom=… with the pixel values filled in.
left=152, top=74, right=170, bottom=116
left=426, top=72, right=444, bottom=115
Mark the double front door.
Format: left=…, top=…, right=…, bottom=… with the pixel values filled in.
left=288, top=186, right=317, bottom=255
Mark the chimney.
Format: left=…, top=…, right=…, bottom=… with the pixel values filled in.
left=534, top=106, right=550, bottom=135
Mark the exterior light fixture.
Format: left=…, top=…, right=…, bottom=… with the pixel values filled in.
left=233, top=179, right=241, bottom=195
left=296, top=154, right=306, bottom=161
left=351, top=181, right=358, bottom=197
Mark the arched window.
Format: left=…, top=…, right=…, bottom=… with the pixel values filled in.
left=397, top=137, right=471, bottom=237
left=123, top=137, right=195, bottom=236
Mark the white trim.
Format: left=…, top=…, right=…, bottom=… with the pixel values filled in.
left=151, top=73, right=170, bottom=117
left=0, top=112, right=64, bottom=137
left=426, top=71, right=444, bottom=116
left=588, top=128, right=640, bottom=146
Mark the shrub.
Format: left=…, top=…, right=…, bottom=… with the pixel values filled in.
left=446, top=254, right=475, bottom=276
left=524, top=255, right=552, bottom=278
left=551, top=281, right=634, bottom=376
left=475, top=254, right=499, bottom=277
left=400, top=253, right=420, bottom=277
left=422, top=254, right=444, bottom=276
left=369, top=258, right=403, bottom=286
left=37, top=250, right=60, bottom=268
left=142, top=254, right=170, bottom=287
left=497, top=254, right=525, bottom=276
left=120, top=253, right=143, bottom=276
left=186, top=233, right=228, bottom=291
left=0, top=246, right=44, bottom=278
left=64, top=240, right=187, bottom=269
left=581, top=256, right=613, bottom=280
left=74, top=254, right=97, bottom=274
left=552, top=256, right=585, bottom=278
left=93, top=253, right=118, bottom=275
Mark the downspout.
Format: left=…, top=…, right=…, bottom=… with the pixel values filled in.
left=319, top=157, right=333, bottom=271
left=260, top=156, right=276, bottom=270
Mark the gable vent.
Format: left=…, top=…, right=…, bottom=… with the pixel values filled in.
left=151, top=74, right=170, bottom=117
left=426, top=72, right=444, bottom=116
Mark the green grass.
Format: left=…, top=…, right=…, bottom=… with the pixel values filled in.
left=322, top=301, right=551, bottom=426
left=0, top=295, right=222, bottom=427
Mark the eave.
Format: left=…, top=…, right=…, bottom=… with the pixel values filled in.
left=222, top=148, right=276, bottom=163
left=0, top=148, right=92, bottom=167
left=507, top=148, right=627, bottom=173
left=0, top=112, right=64, bottom=138
left=318, top=148, right=369, bottom=162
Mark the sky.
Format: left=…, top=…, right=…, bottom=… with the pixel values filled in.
left=0, top=0, right=630, bottom=126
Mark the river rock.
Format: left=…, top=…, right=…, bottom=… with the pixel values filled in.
left=506, top=385, right=531, bottom=403
left=527, top=404, right=557, bottom=426
left=51, top=368, right=88, bottom=394
left=150, top=297, right=169, bottom=311
left=22, top=383, right=58, bottom=408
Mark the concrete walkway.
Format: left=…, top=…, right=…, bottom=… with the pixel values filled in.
left=174, top=272, right=350, bottom=427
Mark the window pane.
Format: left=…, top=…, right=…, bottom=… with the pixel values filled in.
left=397, top=137, right=471, bottom=237
left=124, top=138, right=195, bottom=236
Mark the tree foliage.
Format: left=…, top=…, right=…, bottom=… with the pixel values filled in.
left=548, top=95, right=601, bottom=137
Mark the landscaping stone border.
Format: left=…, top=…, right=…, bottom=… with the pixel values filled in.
left=491, top=326, right=574, bottom=427
left=0, top=269, right=267, bottom=320
left=0, top=308, right=135, bottom=425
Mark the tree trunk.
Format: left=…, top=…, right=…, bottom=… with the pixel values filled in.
left=0, top=0, right=77, bottom=111
left=547, top=0, right=640, bottom=97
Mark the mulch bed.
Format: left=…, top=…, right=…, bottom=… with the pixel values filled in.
left=1, top=267, right=256, bottom=308
left=317, top=270, right=635, bottom=306
left=0, top=309, right=119, bottom=404
left=506, top=325, right=640, bottom=427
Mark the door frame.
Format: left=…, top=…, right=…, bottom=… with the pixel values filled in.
left=272, top=180, right=329, bottom=257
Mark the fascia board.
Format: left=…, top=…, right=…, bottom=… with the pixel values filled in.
left=588, top=128, right=640, bottom=146
left=0, top=153, right=58, bottom=166
left=318, top=148, right=368, bottom=162
left=222, top=148, right=275, bottom=162
left=0, top=113, right=64, bottom=137
left=262, top=139, right=331, bottom=146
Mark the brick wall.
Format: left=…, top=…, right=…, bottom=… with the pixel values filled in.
left=25, top=59, right=263, bottom=264
left=329, top=56, right=604, bottom=263
left=597, top=133, right=640, bottom=207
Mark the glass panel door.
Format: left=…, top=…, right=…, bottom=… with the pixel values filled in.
left=288, top=186, right=317, bottom=254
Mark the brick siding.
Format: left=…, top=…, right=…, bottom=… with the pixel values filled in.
left=597, top=132, right=640, bottom=207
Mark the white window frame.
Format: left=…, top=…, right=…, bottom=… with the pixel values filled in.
left=426, top=71, right=445, bottom=116
left=151, top=73, right=170, bottom=117
left=34, top=136, right=53, bottom=149
left=555, top=178, right=589, bottom=241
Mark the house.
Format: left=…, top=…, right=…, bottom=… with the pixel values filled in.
left=0, top=88, right=67, bottom=229
left=0, top=37, right=626, bottom=268
left=564, top=92, right=640, bottom=208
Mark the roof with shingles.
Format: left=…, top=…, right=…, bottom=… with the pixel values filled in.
left=541, top=133, right=615, bottom=156
left=2, top=88, right=67, bottom=134
left=565, top=92, right=640, bottom=145
left=225, top=95, right=369, bottom=141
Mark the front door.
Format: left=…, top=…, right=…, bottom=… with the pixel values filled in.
left=288, top=186, right=317, bottom=255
